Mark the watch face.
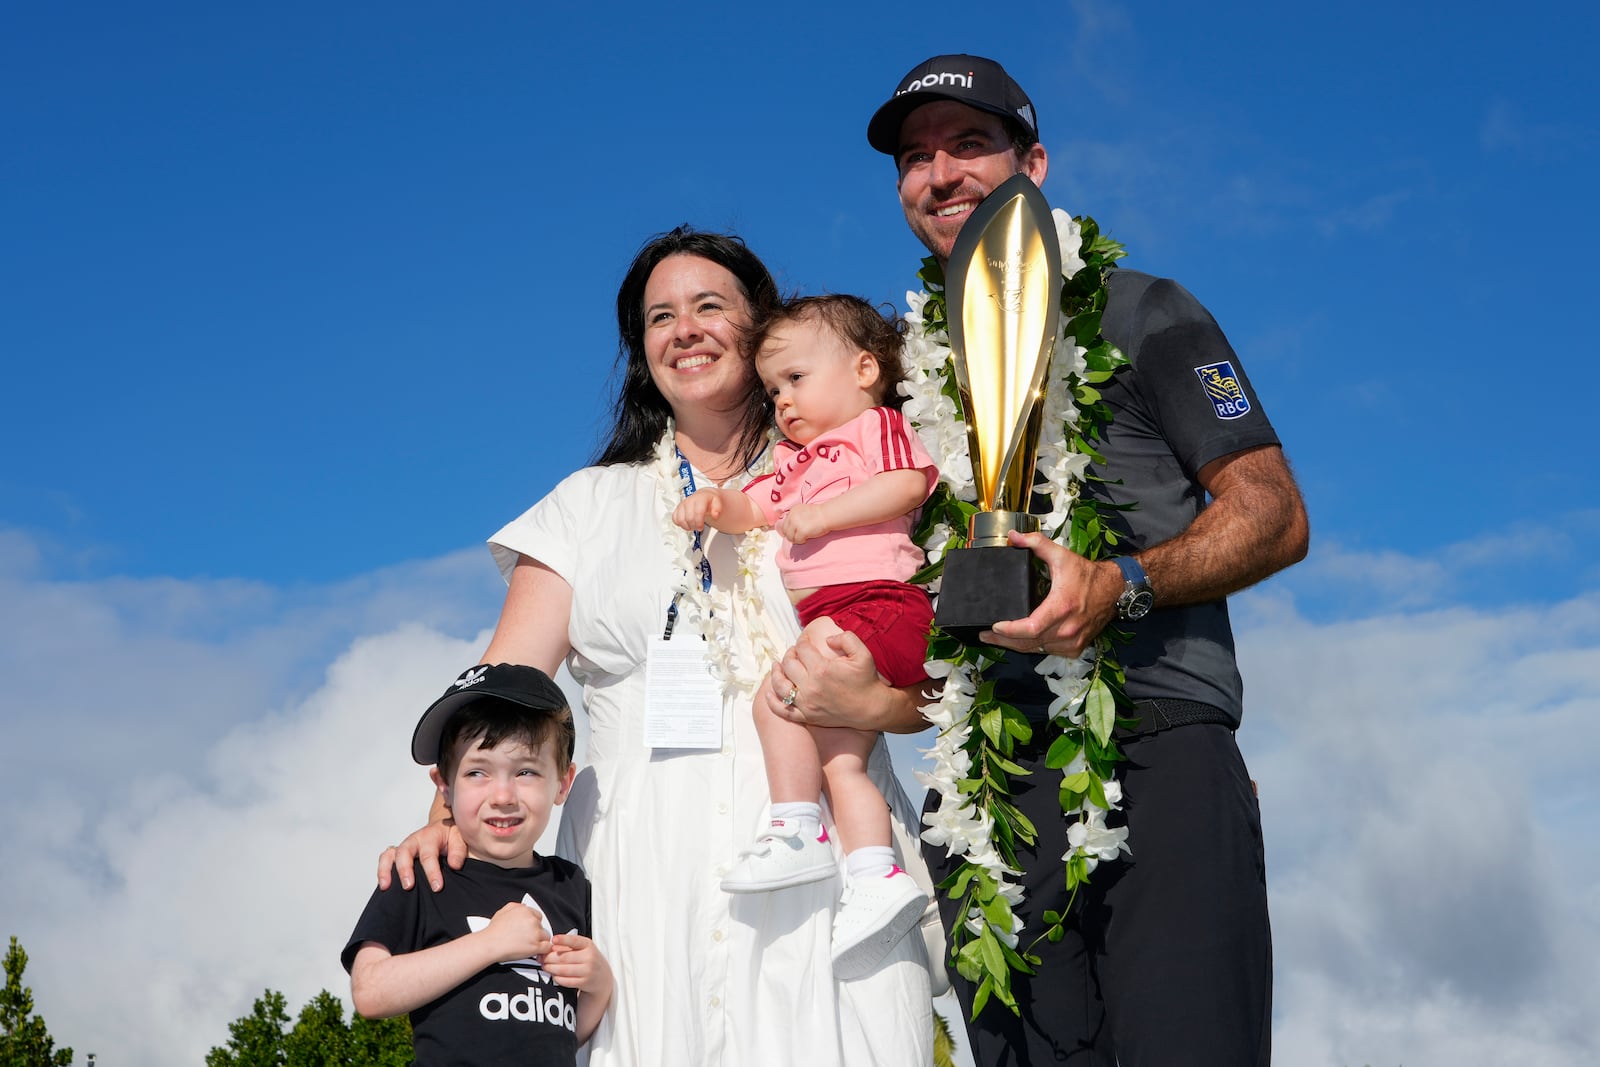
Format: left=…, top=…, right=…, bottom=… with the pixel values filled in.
left=1119, top=584, right=1154, bottom=620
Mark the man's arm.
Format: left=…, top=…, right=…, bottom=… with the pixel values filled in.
left=1140, top=444, right=1309, bottom=606
left=986, top=444, right=1308, bottom=657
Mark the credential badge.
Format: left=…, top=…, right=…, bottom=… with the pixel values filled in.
left=1193, top=361, right=1251, bottom=420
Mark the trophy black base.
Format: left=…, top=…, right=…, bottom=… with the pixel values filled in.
left=933, top=545, right=1046, bottom=646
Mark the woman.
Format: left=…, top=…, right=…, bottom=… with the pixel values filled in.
left=382, top=228, right=933, bottom=1065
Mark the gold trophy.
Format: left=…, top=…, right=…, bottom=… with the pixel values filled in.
left=932, top=172, right=1062, bottom=644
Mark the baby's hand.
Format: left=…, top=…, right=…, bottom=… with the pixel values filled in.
left=673, top=489, right=723, bottom=532
left=542, top=932, right=613, bottom=994
left=777, top=503, right=829, bottom=545
left=483, top=901, right=553, bottom=962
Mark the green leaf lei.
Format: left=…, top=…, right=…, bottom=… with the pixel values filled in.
left=901, top=210, right=1136, bottom=1018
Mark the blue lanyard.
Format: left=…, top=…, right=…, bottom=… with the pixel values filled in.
left=663, top=449, right=714, bottom=640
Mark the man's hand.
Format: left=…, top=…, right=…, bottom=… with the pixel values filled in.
left=375, top=821, right=467, bottom=893
left=984, top=530, right=1123, bottom=658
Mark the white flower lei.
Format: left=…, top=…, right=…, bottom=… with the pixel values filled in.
left=901, top=209, right=1133, bottom=1010
left=652, top=423, right=781, bottom=694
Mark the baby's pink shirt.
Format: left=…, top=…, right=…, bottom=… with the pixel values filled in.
left=744, top=407, right=938, bottom=590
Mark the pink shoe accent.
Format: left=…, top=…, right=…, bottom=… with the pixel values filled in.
left=768, top=819, right=829, bottom=844
left=886, top=864, right=905, bottom=878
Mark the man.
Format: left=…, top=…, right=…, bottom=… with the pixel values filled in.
left=768, top=54, right=1308, bottom=1065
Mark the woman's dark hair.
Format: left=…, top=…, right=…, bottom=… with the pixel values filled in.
left=593, top=226, right=781, bottom=469
left=752, top=294, right=909, bottom=409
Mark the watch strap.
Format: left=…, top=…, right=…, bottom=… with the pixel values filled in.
left=1113, top=555, right=1147, bottom=587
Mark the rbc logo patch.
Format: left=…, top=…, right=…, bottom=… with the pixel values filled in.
left=1193, top=361, right=1251, bottom=420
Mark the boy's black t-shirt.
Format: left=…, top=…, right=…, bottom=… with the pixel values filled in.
left=343, top=855, right=592, bottom=1067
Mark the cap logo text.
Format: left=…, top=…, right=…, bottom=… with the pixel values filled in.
left=898, top=69, right=974, bottom=96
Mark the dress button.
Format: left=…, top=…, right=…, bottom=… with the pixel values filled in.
left=712, top=929, right=724, bottom=942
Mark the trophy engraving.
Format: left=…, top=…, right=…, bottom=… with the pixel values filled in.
left=933, top=173, right=1062, bottom=642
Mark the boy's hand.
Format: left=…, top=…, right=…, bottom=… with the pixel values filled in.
left=542, top=932, right=614, bottom=995
left=777, top=503, right=829, bottom=545
left=483, top=901, right=554, bottom=962
left=673, top=488, right=724, bottom=532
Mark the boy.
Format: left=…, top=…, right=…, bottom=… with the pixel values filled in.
left=342, top=663, right=612, bottom=1065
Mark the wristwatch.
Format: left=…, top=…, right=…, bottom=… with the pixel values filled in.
left=1113, top=556, right=1154, bottom=621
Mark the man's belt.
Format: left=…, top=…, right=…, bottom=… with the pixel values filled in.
left=1116, top=698, right=1236, bottom=740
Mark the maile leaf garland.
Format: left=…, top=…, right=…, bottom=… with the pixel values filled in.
left=900, top=209, right=1136, bottom=1018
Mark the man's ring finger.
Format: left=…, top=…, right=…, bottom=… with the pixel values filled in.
left=782, top=686, right=799, bottom=707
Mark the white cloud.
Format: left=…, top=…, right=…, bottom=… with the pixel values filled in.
left=1236, top=583, right=1600, bottom=1066
left=1480, top=98, right=1593, bottom=159
left=2, top=533, right=1597, bottom=1066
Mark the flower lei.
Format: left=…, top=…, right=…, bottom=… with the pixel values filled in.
left=902, top=208, right=1134, bottom=1017
left=654, top=423, right=781, bottom=693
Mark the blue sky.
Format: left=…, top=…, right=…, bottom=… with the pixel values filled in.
left=3, top=3, right=1597, bottom=1066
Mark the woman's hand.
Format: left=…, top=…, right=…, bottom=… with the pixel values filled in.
left=375, top=821, right=467, bottom=893
left=767, top=618, right=930, bottom=734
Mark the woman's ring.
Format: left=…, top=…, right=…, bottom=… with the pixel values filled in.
left=782, top=686, right=799, bottom=707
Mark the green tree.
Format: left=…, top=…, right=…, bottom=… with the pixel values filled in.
left=205, top=990, right=290, bottom=1067
left=283, top=991, right=409, bottom=1067
left=209, top=988, right=410, bottom=1067
left=0, top=936, right=73, bottom=1067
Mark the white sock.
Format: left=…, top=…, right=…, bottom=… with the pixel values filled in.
left=770, top=801, right=823, bottom=839
left=845, top=845, right=897, bottom=881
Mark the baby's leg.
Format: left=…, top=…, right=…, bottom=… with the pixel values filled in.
left=720, top=668, right=834, bottom=894
left=821, top=722, right=927, bottom=981
left=754, top=668, right=823, bottom=805
left=814, top=724, right=888, bottom=853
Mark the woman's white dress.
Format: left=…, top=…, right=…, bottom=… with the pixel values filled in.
left=490, top=461, right=933, bottom=1067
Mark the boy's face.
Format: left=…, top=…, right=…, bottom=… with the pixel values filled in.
left=757, top=316, right=880, bottom=446
left=431, top=737, right=575, bottom=868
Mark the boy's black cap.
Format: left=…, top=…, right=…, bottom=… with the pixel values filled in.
left=411, top=663, right=571, bottom=765
left=867, top=54, right=1037, bottom=156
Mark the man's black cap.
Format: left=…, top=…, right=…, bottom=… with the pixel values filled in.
left=411, top=663, right=571, bottom=765
left=867, top=54, right=1037, bottom=156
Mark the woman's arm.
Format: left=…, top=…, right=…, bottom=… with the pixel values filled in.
left=481, top=556, right=576, bottom=673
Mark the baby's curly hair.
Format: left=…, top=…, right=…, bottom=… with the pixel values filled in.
left=751, top=294, right=908, bottom=408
